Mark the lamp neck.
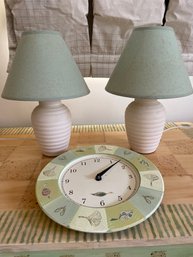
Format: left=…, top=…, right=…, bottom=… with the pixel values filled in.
left=134, top=98, right=158, bottom=103
left=38, top=100, right=62, bottom=108
left=133, top=99, right=160, bottom=108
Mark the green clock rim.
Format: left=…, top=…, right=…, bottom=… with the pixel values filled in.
left=35, top=144, right=164, bottom=233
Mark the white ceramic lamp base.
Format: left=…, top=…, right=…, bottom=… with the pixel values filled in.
left=125, top=99, right=166, bottom=154
left=31, top=101, right=71, bottom=156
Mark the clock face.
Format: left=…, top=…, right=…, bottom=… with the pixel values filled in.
left=60, top=154, right=140, bottom=208
left=36, top=145, right=164, bottom=233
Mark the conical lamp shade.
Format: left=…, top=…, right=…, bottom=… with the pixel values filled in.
left=2, top=31, right=90, bottom=101
left=105, top=26, right=193, bottom=99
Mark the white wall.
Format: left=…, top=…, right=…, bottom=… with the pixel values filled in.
left=0, top=2, right=193, bottom=127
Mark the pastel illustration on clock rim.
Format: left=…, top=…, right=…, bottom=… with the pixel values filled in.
left=36, top=144, right=164, bottom=233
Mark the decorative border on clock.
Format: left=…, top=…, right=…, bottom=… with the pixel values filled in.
left=36, top=145, right=164, bottom=233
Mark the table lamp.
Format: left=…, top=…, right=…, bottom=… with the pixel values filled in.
left=105, top=26, right=193, bottom=154
left=2, top=31, right=90, bottom=156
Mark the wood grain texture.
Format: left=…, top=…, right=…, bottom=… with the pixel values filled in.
left=0, top=122, right=193, bottom=254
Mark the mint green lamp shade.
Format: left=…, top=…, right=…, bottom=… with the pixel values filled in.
left=105, top=26, right=193, bottom=154
left=2, top=31, right=90, bottom=100
left=1, top=31, right=90, bottom=156
left=105, top=26, right=193, bottom=99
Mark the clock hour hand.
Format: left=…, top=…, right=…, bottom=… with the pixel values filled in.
left=95, top=160, right=120, bottom=181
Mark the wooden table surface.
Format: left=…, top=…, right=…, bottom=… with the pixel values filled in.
left=0, top=123, right=193, bottom=256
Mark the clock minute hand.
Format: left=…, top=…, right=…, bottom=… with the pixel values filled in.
left=95, top=160, right=120, bottom=181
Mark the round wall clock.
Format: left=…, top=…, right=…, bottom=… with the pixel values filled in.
left=36, top=145, right=164, bottom=233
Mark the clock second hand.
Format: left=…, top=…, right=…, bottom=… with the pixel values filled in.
left=95, top=160, right=120, bottom=181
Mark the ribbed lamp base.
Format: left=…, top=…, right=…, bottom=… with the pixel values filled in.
left=125, top=99, right=166, bottom=154
left=31, top=101, right=71, bottom=156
